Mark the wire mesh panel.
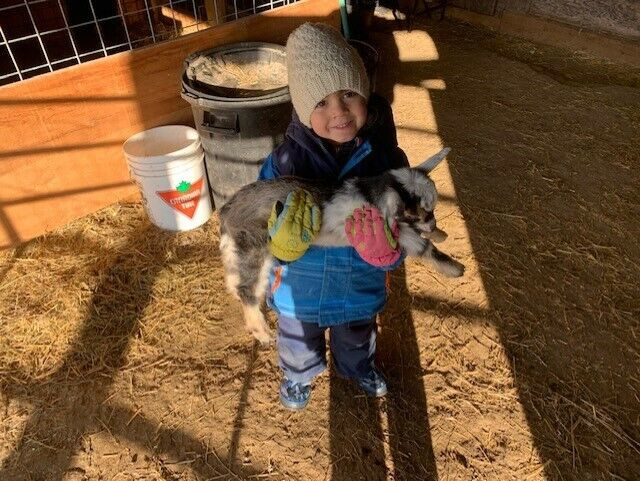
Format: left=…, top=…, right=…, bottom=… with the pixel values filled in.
left=0, top=0, right=301, bottom=86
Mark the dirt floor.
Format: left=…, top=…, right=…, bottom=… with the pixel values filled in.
left=1, top=17, right=639, bottom=481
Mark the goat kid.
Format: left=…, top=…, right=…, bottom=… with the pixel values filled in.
left=219, top=148, right=464, bottom=345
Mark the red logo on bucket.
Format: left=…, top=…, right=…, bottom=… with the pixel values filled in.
left=156, top=178, right=204, bottom=219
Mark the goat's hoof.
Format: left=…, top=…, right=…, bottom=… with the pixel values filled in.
left=429, top=228, right=448, bottom=243
left=252, top=329, right=274, bottom=348
left=448, top=260, right=465, bottom=278
left=437, top=259, right=465, bottom=278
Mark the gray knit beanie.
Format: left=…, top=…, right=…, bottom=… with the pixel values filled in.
left=286, top=22, right=369, bottom=128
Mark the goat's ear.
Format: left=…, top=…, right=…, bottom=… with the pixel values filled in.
left=413, top=147, right=451, bottom=173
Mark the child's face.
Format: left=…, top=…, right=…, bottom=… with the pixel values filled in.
left=309, top=90, right=367, bottom=145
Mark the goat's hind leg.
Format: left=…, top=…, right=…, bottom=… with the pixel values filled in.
left=238, top=251, right=274, bottom=346
left=220, top=233, right=274, bottom=346
left=398, top=223, right=465, bottom=277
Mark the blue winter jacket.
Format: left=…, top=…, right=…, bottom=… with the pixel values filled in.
left=258, top=93, right=409, bottom=326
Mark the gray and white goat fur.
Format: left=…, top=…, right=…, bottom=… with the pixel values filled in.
left=219, top=148, right=464, bottom=345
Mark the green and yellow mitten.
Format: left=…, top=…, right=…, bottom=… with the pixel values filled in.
left=267, top=189, right=322, bottom=262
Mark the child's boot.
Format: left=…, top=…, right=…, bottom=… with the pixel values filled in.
left=279, top=378, right=311, bottom=410
left=356, top=367, right=387, bottom=397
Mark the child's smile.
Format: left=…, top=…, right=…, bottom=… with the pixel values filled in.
left=331, top=120, right=354, bottom=130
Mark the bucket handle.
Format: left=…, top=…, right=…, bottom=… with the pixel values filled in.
left=201, top=123, right=238, bottom=135
left=202, top=111, right=239, bottom=136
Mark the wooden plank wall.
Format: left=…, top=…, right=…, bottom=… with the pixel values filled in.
left=0, top=0, right=340, bottom=250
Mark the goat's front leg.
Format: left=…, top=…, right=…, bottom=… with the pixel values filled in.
left=397, top=223, right=465, bottom=277
left=413, top=220, right=448, bottom=243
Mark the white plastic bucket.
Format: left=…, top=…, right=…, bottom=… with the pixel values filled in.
left=123, top=125, right=213, bottom=231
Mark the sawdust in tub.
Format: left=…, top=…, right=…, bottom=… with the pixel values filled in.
left=187, top=54, right=287, bottom=91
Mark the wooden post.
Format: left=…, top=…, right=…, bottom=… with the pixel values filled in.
left=205, top=0, right=227, bottom=25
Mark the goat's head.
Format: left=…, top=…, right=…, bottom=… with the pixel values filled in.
left=389, top=148, right=450, bottom=236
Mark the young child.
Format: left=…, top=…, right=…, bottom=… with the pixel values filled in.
left=258, top=22, right=409, bottom=410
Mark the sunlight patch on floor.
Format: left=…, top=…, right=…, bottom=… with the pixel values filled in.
left=389, top=29, right=547, bottom=480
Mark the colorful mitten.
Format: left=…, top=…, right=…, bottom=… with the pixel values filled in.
left=268, top=189, right=322, bottom=262
left=345, top=205, right=401, bottom=267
